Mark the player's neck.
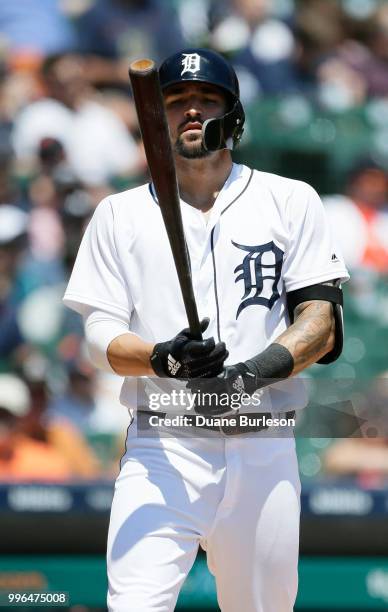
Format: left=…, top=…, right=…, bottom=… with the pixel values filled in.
left=175, top=152, right=233, bottom=212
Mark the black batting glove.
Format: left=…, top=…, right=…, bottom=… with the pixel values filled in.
left=187, top=362, right=257, bottom=416
left=150, top=318, right=228, bottom=379
left=215, top=362, right=258, bottom=394
left=187, top=344, right=294, bottom=416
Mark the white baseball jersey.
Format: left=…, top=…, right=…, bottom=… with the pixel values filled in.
left=64, top=162, right=349, bottom=612
left=64, top=163, right=349, bottom=413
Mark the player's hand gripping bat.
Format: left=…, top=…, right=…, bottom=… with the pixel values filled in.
left=128, top=59, right=202, bottom=341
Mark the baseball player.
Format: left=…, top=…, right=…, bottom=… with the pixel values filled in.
left=64, top=49, right=349, bottom=612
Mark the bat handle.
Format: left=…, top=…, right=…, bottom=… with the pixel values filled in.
left=187, top=312, right=203, bottom=341
left=181, top=254, right=202, bottom=339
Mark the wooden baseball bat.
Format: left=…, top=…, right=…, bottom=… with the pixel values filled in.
left=128, top=59, right=202, bottom=340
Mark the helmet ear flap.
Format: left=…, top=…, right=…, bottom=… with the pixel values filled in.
left=202, top=117, right=224, bottom=151
left=202, top=100, right=245, bottom=152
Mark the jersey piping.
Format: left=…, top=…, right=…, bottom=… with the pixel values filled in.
left=210, top=168, right=254, bottom=342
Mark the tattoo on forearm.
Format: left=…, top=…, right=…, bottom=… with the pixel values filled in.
left=277, top=300, right=335, bottom=373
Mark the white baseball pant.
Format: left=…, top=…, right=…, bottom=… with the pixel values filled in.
left=107, top=417, right=301, bottom=612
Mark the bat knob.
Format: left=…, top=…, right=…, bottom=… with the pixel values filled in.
left=129, top=59, right=155, bottom=75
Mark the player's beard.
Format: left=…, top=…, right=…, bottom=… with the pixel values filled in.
left=174, top=132, right=211, bottom=159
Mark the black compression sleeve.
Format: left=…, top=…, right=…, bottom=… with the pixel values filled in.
left=244, top=343, right=294, bottom=388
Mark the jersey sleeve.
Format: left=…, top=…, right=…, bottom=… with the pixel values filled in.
left=282, top=182, right=350, bottom=292
left=63, top=197, right=132, bottom=320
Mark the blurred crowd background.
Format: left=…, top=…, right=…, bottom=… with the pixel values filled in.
left=0, top=0, right=388, bottom=485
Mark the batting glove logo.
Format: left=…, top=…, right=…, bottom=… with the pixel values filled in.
left=232, top=375, right=245, bottom=394
left=167, top=354, right=181, bottom=376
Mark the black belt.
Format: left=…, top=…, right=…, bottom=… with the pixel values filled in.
left=138, top=410, right=296, bottom=436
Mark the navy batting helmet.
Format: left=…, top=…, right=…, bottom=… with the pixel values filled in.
left=159, top=48, right=245, bottom=152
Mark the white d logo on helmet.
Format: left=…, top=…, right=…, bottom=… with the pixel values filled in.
left=181, top=53, right=201, bottom=75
